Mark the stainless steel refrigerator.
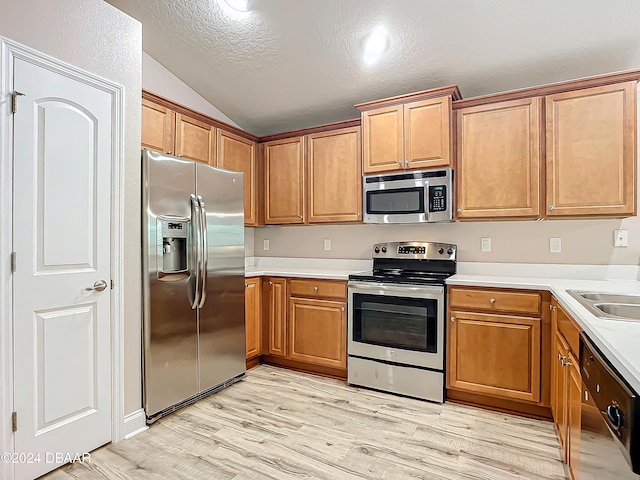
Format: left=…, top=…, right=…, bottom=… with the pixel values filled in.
left=141, top=149, right=246, bottom=423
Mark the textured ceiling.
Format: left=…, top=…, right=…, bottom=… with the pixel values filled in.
left=106, top=0, right=640, bottom=136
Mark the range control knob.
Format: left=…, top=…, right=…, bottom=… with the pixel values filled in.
left=447, top=248, right=454, bottom=255
left=607, top=405, right=624, bottom=430
left=381, top=246, right=387, bottom=253
left=374, top=247, right=380, bottom=254
left=438, top=248, right=444, bottom=254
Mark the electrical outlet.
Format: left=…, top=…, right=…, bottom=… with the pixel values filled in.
left=263, top=239, right=270, bottom=251
left=481, top=237, right=492, bottom=252
left=549, top=237, right=561, bottom=253
left=614, top=229, right=629, bottom=247
left=323, top=238, right=332, bottom=251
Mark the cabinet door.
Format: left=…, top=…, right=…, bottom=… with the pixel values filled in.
left=546, top=82, right=636, bottom=217
left=553, top=329, right=570, bottom=458
left=568, top=352, right=581, bottom=479
left=141, top=99, right=175, bottom=154
left=288, top=297, right=346, bottom=368
left=456, top=98, right=541, bottom=219
left=175, top=113, right=216, bottom=165
left=245, top=278, right=261, bottom=360
left=217, top=130, right=257, bottom=225
left=362, top=105, right=404, bottom=173
left=266, top=278, right=287, bottom=356
left=404, top=96, right=452, bottom=169
left=307, top=127, right=362, bottom=223
left=264, top=137, right=305, bottom=224
left=448, top=311, right=541, bottom=402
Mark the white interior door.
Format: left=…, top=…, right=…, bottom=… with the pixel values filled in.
left=12, top=57, right=112, bottom=480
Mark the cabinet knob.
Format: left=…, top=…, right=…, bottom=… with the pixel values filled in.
left=397, top=160, right=402, bottom=166
left=548, top=205, right=554, bottom=211
left=550, top=305, right=556, bottom=311
left=404, top=160, right=409, bottom=167
left=489, top=298, right=496, bottom=304
left=450, top=316, right=456, bottom=322
left=561, top=357, right=572, bottom=367
left=177, top=154, right=183, bottom=158
left=313, top=286, right=319, bottom=292
left=245, top=283, right=249, bottom=287
left=341, top=306, right=345, bottom=312
left=457, top=208, right=462, bottom=213
left=356, top=212, right=361, bottom=218
left=298, top=215, right=303, bottom=220
left=167, top=150, right=172, bottom=155
left=268, top=281, right=273, bottom=285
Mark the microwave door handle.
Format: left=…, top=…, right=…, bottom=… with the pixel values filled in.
left=197, top=195, right=208, bottom=308
left=424, top=180, right=430, bottom=222
left=190, top=194, right=201, bottom=309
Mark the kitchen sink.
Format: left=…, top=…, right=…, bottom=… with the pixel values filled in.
left=567, top=290, right=640, bottom=321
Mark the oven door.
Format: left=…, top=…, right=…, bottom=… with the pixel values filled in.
left=347, top=281, right=444, bottom=370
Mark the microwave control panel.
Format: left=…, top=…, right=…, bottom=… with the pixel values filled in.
left=428, top=185, right=447, bottom=212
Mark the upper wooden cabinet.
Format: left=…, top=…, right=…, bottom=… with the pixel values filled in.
left=456, top=98, right=541, bottom=219
left=175, top=113, right=216, bottom=165
left=142, top=98, right=175, bottom=154
left=357, top=87, right=460, bottom=174
left=546, top=81, right=637, bottom=217
left=264, top=137, right=305, bottom=224
left=307, top=126, right=362, bottom=223
left=217, top=130, right=257, bottom=225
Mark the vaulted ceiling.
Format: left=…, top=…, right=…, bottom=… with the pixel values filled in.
left=106, top=0, right=640, bottom=136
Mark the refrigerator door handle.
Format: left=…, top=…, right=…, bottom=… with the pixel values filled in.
left=197, top=195, right=208, bottom=308
left=190, top=194, right=202, bottom=309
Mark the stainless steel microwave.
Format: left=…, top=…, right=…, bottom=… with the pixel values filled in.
left=363, top=168, right=454, bottom=224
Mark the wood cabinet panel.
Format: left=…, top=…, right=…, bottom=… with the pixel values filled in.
left=288, top=298, right=346, bottom=368
left=266, top=278, right=287, bottom=357
left=449, top=287, right=541, bottom=315
left=448, top=311, right=541, bottom=402
left=141, top=98, right=175, bottom=154
left=217, top=130, right=257, bottom=225
left=546, top=81, right=636, bottom=217
left=289, top=279, right=346, bottom=300
left=307, top=127, right=362, bottom=223
left=404, top=96, right=451, bottom=169
left=175, top=113, right=216, bottom=165
left=264, top=137, right=305, bottom=224
left=456, top=98, right=541, bottom=219
left=568, top=352, right=581, bottom=479
left=552, top=328, right=570, bottom=455
left=245, top=278, right=261, bottom=359
left=557, top=304, right=581, bottom=356
left=362, top=105, right=404, bottom=173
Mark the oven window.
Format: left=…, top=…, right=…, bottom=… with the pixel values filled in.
left=352, top=293, right=437, bottom=352
left=366, top=187, right=425, bottom=214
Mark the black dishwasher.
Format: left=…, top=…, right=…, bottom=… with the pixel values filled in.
left=580, top=332, right=640, bottom=479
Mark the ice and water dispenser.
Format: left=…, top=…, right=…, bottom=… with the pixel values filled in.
left=159, top=218, right=188, bottom=275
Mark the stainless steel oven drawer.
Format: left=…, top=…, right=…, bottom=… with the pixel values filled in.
left=348, top=356, right=444, bottom=403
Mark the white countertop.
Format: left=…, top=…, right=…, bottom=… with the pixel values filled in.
left=448, top=267, right=640, bottom=394
left=245, top=257, right=640, bottom=393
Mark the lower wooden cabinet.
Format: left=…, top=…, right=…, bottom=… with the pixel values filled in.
left=244, top=278, right=262, bottom=360
left=264, top=277, right=287, bottom=357
left=448, top=311, right=541, bottom=402
left=550, top=297, right=582, bottom=480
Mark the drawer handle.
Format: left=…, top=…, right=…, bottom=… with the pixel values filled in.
left=489, top=298, right=496, bottom=304
left=313, top=286, right=319, bottom=292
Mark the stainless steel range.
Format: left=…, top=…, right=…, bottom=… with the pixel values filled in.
left=347, top=241, right=457, bottom=403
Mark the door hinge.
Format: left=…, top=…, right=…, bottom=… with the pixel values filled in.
left=10, top=252, right=16, bottom=273
left=11, top=91, right=25, bottom=114
left=11, top=412, right=17, bottom=432
left=110, top=279, right=114, bottom=290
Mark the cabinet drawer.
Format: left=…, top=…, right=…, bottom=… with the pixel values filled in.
left=449, top=287, right=541, bottom=315
left=557, top=305, right=581, bottom=354
left=289, top=279, right=346, bottom=299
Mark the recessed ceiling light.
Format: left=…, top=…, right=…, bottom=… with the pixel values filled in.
left=362, top=30, right=390, bottom=65
left=224, top=0, right=252, bottom=12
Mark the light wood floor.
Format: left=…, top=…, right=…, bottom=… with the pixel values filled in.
left=43, top=365, right=567, bottom=480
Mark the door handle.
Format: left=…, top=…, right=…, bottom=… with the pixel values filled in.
left=197, top=195, right=208, bottom=308
left=85, top=280, right=108, bottom=292
left=190, top=194, right=202, bottom=309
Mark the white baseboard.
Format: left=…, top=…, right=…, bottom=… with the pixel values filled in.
left=123, top=408, right=148, bottom=440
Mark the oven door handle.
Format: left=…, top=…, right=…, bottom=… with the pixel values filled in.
left=348, top=281, right=444, bottom=295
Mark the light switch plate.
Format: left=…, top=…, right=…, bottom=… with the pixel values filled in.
left=263, top=239, right=270, bottom=251
left=614, top=229, right=629, bottom=247
left=481, top=237, right=491, bottom=252
left=323, top=238, right=332, bottom=251
left=550, top=237, right=561, bottom=253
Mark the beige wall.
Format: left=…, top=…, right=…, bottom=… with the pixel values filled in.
left=253, top=216, right=640, bottom=265
left=0, top=0, right=143, bottom=415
